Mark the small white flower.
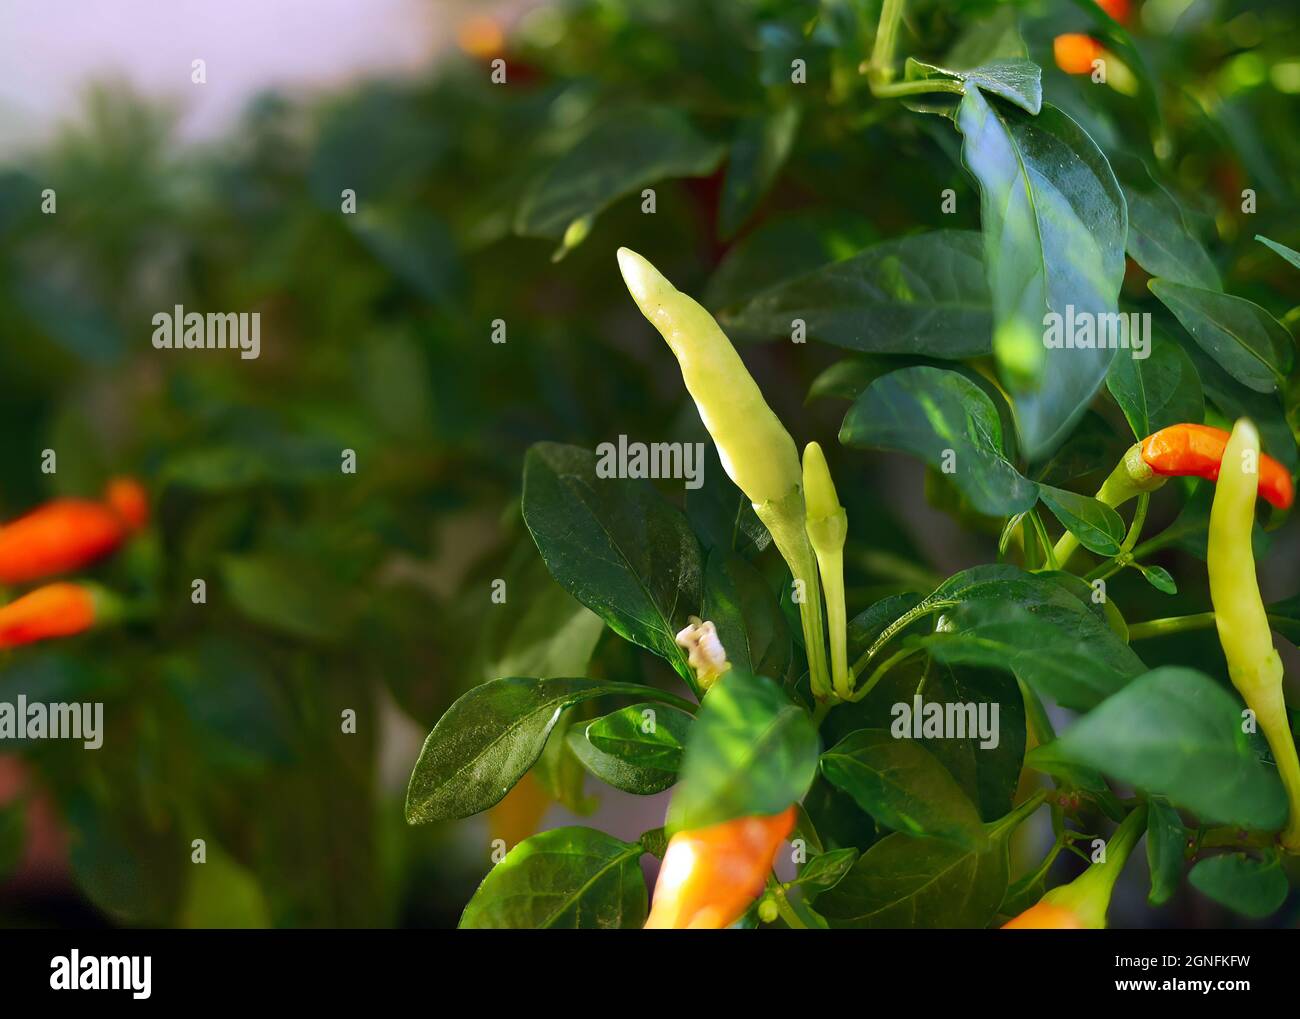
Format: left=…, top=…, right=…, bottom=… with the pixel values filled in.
left=675, top=616, right=731, bottom=690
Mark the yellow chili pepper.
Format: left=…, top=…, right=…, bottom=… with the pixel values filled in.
left=1003, top=805, right=1146, bottom=929
left=1207, top=419, right=1300, bottom=851
left=617, top=247, right=832, bottom=699
left=803, top=442, right=850, bottom=700
left=644, top=805, right=796, bottom=929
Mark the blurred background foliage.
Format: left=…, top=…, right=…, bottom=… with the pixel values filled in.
left=1, top=0, right=1298, bottom=927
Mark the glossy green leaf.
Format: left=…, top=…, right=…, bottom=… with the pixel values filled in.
left=1106, top=332, right=1204, bottom=439
left=566, top=725, right=675, bottom=795
left=1135, top=562, right=1177, bottom=595
left=840, top=366, right=1038, bottom=516
left=1150, top=279, right=1289, bottom=393
left=956, top=92, right=1127, bottom=459
left=1188, top=853, right=1288, bottom=919
left=907, top=567, right=1146, bottom=711
left=1027, top=668, right=1288, bottom=830
left=460, top=827, right=647, bottom=929
left=667, top=671, right=818, bottom=832
left=702, top=550, right=792, bottom=680
left=820, top=729, right=986, bottom=847
left=587, top=702, right=692, bottom=771
left=1146, top=796, right=1184, bottom=907
left=515, top=105, right=724, bottom=245
left=817, top=828, right=1009, bottom=928
left=523, top=442, right=703, bottom=684
left=405, top=677, right=617, bottom=823
left=1120, top=170, right=1220, bottom=290
left=904, top=57, right=1041, bottom=115
left=724, top=232, right=992, bottom=357
left=1037, top=483, right=1125, bottom=556
left=791, top=847, right=859, bottom=896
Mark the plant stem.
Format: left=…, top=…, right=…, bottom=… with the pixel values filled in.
left=1029, top=510, right=1060, bottom=571
left=1126, top=611, right=1217, bottom=641
left=850, top=645, right=922, bottom=702
left=765, top=876, right=808, bottom=929
left=869, top=0, right=906, bottom=86
left=988, top=788, right=1048, bottom=839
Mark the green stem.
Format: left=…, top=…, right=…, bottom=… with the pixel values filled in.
left=850, top=645, right=922, bottom=702
left=870, top=78, right=964, bottom=98
left=1126, top=611, right=1217, bottom=641
left=1030, top=510, right=1059, bottom=571
left=869, top=0, right=907, bottom=86
left=765, top=876, right=808, bottom=929
left=988, top=789, right=1048, bottom=840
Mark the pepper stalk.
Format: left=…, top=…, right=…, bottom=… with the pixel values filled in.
left=1208, top=419, right=1300, bottom=851
left=616, top=248, right=832, bottom=700
left=1053, top=442, right=1166, bottom=567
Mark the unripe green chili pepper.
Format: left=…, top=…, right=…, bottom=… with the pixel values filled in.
left=803, top=442, right=850, bottom=700
left=1207, top=419, right=1300, bottom=851
left=617, top=248, right=833, bottom=700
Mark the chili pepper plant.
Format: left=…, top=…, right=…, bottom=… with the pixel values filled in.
left=404, top=0, right=1300, bottom=929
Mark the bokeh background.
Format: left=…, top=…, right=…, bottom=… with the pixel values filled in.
left=1, top=0, right=1298, bottom=928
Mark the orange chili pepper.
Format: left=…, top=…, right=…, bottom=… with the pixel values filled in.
left=104, top=477, right=150, bottom=532
left=0, top=501, right=128, bottom=585
left=1002, top=901, right=1087, bottom=929
left=0, top=583, right=98, bottom=649
left=644, top=806, right=796, bottom=929
left=1053, top=34, right=1103, bottom=76
left=0, top=478, right=148, bottom=585
left=1141, top=423, right=1294, bottom=510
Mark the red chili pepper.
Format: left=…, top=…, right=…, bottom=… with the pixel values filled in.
left=1095, top=0, right=1131, bottom=24
left=0, top=583, right=98, bottom=649
left=644, top=806, right=796, bottom=929
left=104, top=477, right=150, bottom=532
left=1140, top=423, right=1294, bottom=510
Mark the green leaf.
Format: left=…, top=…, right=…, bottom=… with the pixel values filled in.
left=1106, top=332, right=1204, bottom=439
left=1036, top=484, right=1125, bottom=556
left=1027, top=668, right=1288, bottom=830
left=1256, top=234, right=1300, bottom=271
left=840, top=366, right=1038, bottom=516
left=702, top=550, right=792, bottom=680
left=1134, top=562, right=1177, bottom=595
left=705, top=211, right=878, bottom=311
left=405, top=677, right=618, bottom=823
left=719, top=104, right=801, bottom=238
left=820, top=729, right=986, bottom=848
left=723, top=232, right=992, bottom=357
left=1149, top=279, right=1289, bottom=393
left=515, top=105, right=724, bottom=245
left=566, top=725, right=676, bottom=795
left=1146, top=796, right=1185, bottom=907
left=1182, top=340, right=1297, bottom=470
left=667, top=671, right=819, bottom=832
left=956, top=92, right=1127, bottom=459
left=1119, top=167, right=1220, bottom=290
left=816, top=828, right=1009, bottom=928
left=911, top=567, right=1146, bottom=711
left=791, top=847, right=859, bottom=896
left=587, top=702, right=693, bottom=772
left=570, top=701, right=693, bottom=794
left=180, top=842, right=271, bottom=929
left=221, top=554, right=352, bottom=642
left=904, top=57, right=1042, bottom=115
left=459, top=827, right=647, bottom=929
left=685, top=443, right=771, bottom=556
left=1188, top=853, right=1288, bottom=919
left=523, top=443, right=703, bottom=685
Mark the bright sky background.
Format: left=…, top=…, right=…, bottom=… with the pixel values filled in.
left=0, top=0, right=490, bottom=152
